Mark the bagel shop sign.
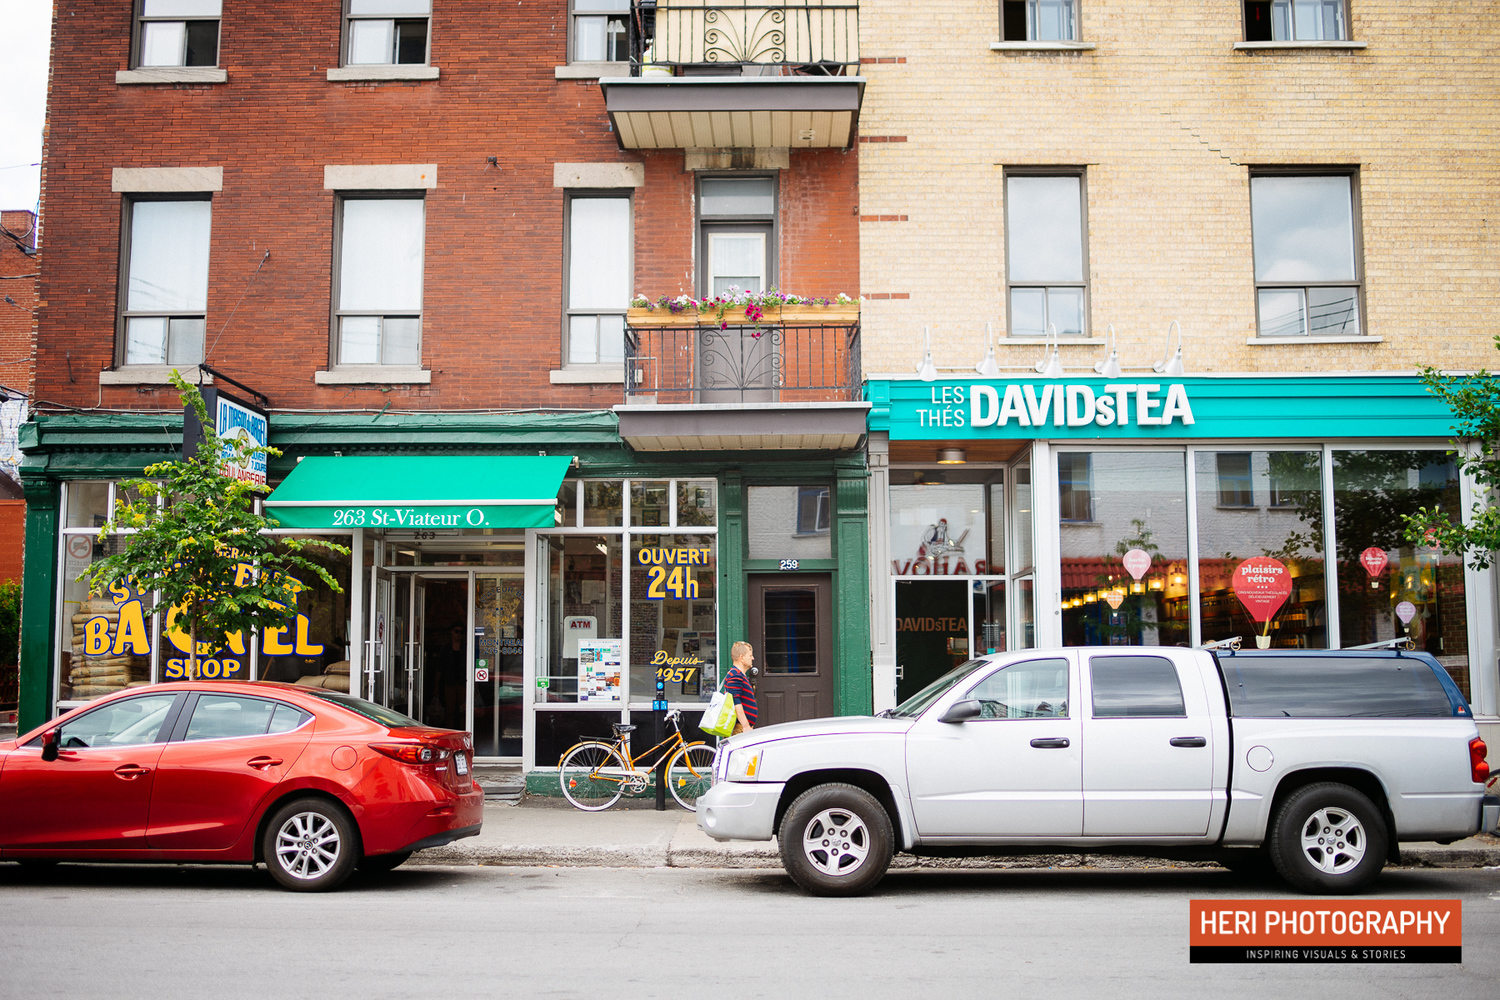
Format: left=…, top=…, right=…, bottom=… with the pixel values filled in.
left=866, top=376, right=1463, bottom=441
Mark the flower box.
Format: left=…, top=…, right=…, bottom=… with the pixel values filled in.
left=626, top=304, right=859, bottom=327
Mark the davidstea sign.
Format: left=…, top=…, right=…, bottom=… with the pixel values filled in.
left=868, top=375, right=1461, bottom=442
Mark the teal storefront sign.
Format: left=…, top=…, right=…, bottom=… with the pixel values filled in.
left=866, top=375, right=1457, bottom=441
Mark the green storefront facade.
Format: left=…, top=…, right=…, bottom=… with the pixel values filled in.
left=17, top=409, right=871, bottom=769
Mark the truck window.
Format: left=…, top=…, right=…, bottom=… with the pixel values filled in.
left=1221, top=654, right=1456, bottom=718
left=1088, top=655, right=1187, bottom=718
left=968, top=657, right=1068, bottom=719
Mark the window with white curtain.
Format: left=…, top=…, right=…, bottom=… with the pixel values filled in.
left=566, top=195, right=630, bottom=365
left=1250, top=172, right=1361, bottom=338
left=571, top=0, right=631, bottom=62
left=121, top=199, right=211, bottom=366
left=335, top=197, right=425, bottom=366
left=345, top=0, right=432, bottom=65
left=135, top=0, right=221, bottom=68
left=1006, top=171, right=1087, bottom=338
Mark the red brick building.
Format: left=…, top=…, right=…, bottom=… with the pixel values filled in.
left=21, top=2, right=871, bottom=766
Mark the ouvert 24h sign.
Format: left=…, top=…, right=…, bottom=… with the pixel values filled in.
left=865, top=375, right=1460, bottom=442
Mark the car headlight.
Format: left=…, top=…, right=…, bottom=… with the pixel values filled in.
left=725, top=746, right=765, bottom=781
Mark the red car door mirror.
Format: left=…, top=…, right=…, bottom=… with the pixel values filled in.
left=40, top=728, right=60, bottom=762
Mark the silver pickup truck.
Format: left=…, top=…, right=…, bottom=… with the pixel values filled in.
left=696, top=646, right=1499, bottom=896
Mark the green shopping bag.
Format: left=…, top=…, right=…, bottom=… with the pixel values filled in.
left=700, top=687, right=737, bottom=737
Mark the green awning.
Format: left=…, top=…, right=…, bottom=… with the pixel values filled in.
left=264, top=455, right=574, bottom=530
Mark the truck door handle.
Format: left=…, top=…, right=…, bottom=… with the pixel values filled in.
left=1169, top=737, right=1207, bottom=748
left=247, top=756, right=284, bottom=769
left=1030, top=737, right=1070, bottom=749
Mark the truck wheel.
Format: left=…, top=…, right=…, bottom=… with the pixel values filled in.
left=778, top=783, right=894, bottom=897
left=1268, top=782, right=1387, bottom=894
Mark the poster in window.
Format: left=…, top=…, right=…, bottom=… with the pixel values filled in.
left=577, top=639, right=622, bottom=702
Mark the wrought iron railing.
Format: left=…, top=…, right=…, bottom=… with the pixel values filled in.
left=635, top=1, right=859, bottom=74
left=625, top=320, right=861, bottom=403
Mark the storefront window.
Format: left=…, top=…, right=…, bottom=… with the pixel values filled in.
left=542, top=534, right=624, bottom=702
left=1332, top=450, right=1469, bottom=695
left=1194, top=450, right=1326, bottom=649
left=1058, top=451, right=1189, bottom=647
left=556, top=480, right=579, bottom=527
left=676, top=479, right=716, bottom=527
left=64, top=481, right=111, bottom=529
left=631, top=480, right=671, bottom=526
left=629, top=533, right=717, bottom=704
left=256, top=536, right=353, bottom=688
left=583, top=480, right=623, bottom=526
left=748, top=485, right=832, bottom=560
left=890, top=482, right=995, bottom=575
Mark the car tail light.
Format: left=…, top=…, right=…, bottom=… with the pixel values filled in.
left=1470, top=738, right=1490, bottom=784
left=370, top=741, right=451, bottom=766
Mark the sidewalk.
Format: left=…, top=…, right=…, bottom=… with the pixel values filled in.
left=416, top=797, right=1500, bottom=872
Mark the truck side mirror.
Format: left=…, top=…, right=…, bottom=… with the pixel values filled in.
left=40, top=728, right=60, bottom=762
left=939, top=699, right=982, bottom=724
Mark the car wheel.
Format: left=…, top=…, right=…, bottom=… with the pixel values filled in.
left=262, top=797, right=359, bottom=892
left=778, top=783, right=894, bottom=897
left=1268, top=782, right=1387, bottom=894
left=358, top=851, right=413, bottom=875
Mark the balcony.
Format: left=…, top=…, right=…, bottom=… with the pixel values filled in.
left=601, top=1, right=864, bottom=151
left=617, top=305, right=867, bottom=452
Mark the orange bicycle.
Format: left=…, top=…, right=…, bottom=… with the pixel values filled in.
left=557, top=709, right=715, bottom=812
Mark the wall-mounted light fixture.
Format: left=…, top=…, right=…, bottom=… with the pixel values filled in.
left=916, top=326, right=937, bottom=381
left=937, top=448, right=967, bottom=465
left=1094, top=323, right=1122, bottom=378
left=1153, top=319, right=1186, bottom=376
left=975, top=322, right=1001, bottom=377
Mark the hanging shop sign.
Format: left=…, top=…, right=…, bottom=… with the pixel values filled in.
left=183, top=389, right=269, bottom=487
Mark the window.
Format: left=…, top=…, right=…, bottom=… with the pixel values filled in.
left=1220, top=654, right=1454, bottom=718
left=969, top=657, right=1069, bottom=718
left=1057, top=452, right=1092, bottom=522
left=566, top=195, right=630, bottom=365
left=796, top=487, right=831, bottom=535
left=1001, top=0, right=1077, bottom=41
left=699, top=176, right=776, bottom=296
left=571, top=0, right=630, bottom=62
left=1006, top=172, right=1086, bottom=337
left=1244, top=0, right=1348, bottom=42
left=345, top=0, right=431, bottom=66
left=134, top=0, right=220, bottom=67
left=1089, top=655, right=1186, bottom=718
left=120, top=198, right=211, bottom=366
left=183, top=695, right=309, bottom=740
left=1251, top=172, right=1361, bottom=338
left=335, top=197, right=425, bottom=366
left=1216, top=453, right=1255, bottom=507
left=51, top=693, right=179, bottom=749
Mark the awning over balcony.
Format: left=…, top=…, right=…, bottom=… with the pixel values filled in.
left=600, top=76, right=864, bottom=150
left=617, top=402, right=868, bottom=451
left=264, top=455, right=574, bottom=530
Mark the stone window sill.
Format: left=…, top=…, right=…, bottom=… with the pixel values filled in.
left=550, top=366, right=625, bottom=385
left=315, top=367, right=432, bottom=385
left=100, top=365, right=209, bottom=386
left=327, top=65, right=440, bottom=82
left=1233, top=41, right=1367, bottom=51
left=555, top=62, right=632, bottom=80
left=117, top=67, right=227, bottom=85
left=1246, top=335, right=1381, bottom=345
left=990, top=41, right=1097, bottom=52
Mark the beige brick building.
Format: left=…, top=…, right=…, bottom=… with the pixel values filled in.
left=857, top=0, right=1500, bottom=376
left=857, top=1, right=1500, bottom=750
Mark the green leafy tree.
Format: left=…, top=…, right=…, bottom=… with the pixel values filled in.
left=1403, top=341, right=1500, bottom=569
left=82, top=372, right=349, bottom=679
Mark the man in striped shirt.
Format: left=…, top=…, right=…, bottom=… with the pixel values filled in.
left=725, top=640, right=758, bottom=734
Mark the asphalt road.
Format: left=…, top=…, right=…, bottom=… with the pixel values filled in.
left=1, top=863, right=1497, bottom=999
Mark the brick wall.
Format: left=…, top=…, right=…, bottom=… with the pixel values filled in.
left=857, top=0, right=1500, bottom=376
left=37, top=3, right=858, bottom=414
left=0, top=210, right=36, bottom=400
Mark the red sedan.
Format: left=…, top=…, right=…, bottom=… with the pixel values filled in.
left=0, top=681, right=483, bottom=891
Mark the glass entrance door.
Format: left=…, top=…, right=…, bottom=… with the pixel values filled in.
left=473, top=574, right=523, bottom=757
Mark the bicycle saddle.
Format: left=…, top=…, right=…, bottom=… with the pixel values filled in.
left=611, top=723, right=637, bottom=735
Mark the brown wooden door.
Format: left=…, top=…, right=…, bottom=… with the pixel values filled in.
left=748, top=574, right=833, bottom=726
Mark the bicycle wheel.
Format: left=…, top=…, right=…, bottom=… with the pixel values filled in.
left=559, top=742, right=628, bottom=811
left=664, top=742, right=716, bottom=811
